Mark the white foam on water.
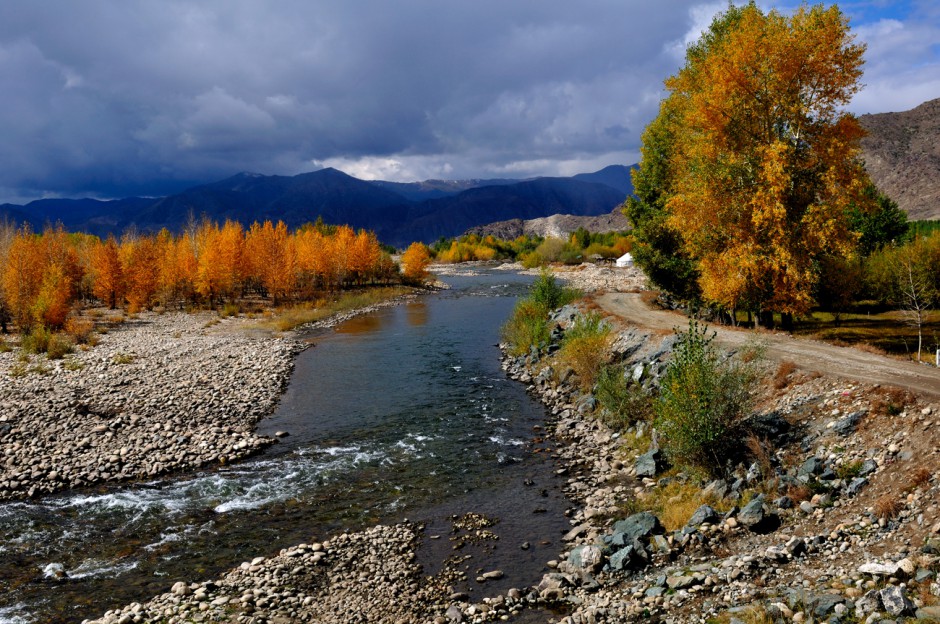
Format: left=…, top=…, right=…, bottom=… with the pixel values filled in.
left=489, top=434, right=525, bottom=446
left=65, top=558, right=139, bottom=580
left=41, top=562, right=65, bottom=579
left=213, top=480, right=287, bottom=514
left=0, top=603, right=33, bottom=624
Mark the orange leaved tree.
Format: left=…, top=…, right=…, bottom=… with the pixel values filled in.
left=90, top=236, right=125, bottom=309
left=639, top=2, right=872, bottom=325
left=401, top=242, right=431, bottom=284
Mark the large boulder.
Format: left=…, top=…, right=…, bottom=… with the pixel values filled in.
left=832, top=409, right=866, bottom=435
left=634, top=448, right=665, bottom=478
left=685, top=504, right=720, bottom=528
left=738, top=495, right=779, bottom=533
left=567, top=545, right=604, bottom=572
left=611, top=512, right=663, bottom=543
left=880, top=585, right=915, bottom=616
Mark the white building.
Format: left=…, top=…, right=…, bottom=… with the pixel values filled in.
left=615, top=252, right=634, bottom=268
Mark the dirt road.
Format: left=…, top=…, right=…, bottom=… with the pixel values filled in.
left=595, top=292, right=940, bottom=398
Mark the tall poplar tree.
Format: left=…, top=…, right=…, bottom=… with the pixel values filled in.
left=630, top=2, right=873, bottom=324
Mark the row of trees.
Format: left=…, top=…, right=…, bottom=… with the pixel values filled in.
left=430, top=230, right=633, bottom=267
left=0, top=219, right=399, bottom=333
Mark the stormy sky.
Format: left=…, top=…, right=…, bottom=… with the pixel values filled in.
left=0, top=0, right=937, bottom=203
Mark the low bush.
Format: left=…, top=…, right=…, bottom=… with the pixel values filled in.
left=772, top=360, right=796, bottom=390
left=219, top=302, right=241, bottom=318
left=595, top=364, right=653, bottom=430
left=654, top=320, right=758, bottom=476
left=874, top=494, right=902, bottom=520
left=557, top=312, right=611, bottom=391
left=64, top=316, right=95, bottom=344
left=45, top=334, right=74, bottom=360
left=21, top=326, right=52, bottom=355
left=501, top=299, right=551, bottom=356
left=530, top=270, right=579, bottom=310
left=520, top=251, right=545, bottom=269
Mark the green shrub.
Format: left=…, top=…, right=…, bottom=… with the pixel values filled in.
left=533, top=237, right=566, bottom=262
left=501, top=271, right=581, bottom=356
left=557, top=312, right=612, bottom=391
left=654, top=320, right=757, bottom=476
left=45, top=334, right=74, bottom=360
left=21, top=326, right=52, bottom=355
left=531, top=270, right=579, bottom=310
left=596, top=364, right=653, bottom=430
left=520, top=251, right=546, bottom=269
left=501, top=299, right=551, bottom=356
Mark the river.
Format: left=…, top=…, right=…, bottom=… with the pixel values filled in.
left=0, top=268, right=571, bottom=623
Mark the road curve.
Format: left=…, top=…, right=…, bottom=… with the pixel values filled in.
left=594, top=292, right=940, bottom=398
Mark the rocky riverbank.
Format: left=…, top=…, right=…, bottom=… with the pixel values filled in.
left=491, top=305, right=940, bottom=624
left=0, top=311, right=305, bottom=500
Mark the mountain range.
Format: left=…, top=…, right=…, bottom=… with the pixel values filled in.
left=0, top=165, right=634, bottom=247
left=859, top=97, right=940, bottom=221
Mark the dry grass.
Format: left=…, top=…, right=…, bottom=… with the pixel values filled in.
left=856, top=342, right=889, bottom=356
left=870, top=386, right=914, bottom=417
left=744, top=435, right=774, bottom=481
left=874, top=494, right=903, bottom=520
left=908, top=467, right=932, bottom=490
left=772, top=361, right=797, bottom=390
left=631, top=478, right=731, bottom=532
left=786, top=484, right=812, bottom=504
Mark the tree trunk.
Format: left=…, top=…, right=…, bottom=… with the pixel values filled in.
left=780, top=312, right=794, bottom=332
left=759, top=310, right=775, bottom=329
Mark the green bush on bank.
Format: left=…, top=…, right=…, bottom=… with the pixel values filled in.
left=654, top=320, right=757, bottom=476
left=595, top=364, right=654, bottom=430
left=557, top=311, right=612, bottom=391
left=501, top=270, right=580, bottom=356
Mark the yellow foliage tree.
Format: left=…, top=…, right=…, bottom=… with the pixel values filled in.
left=401, top=242, right=431, bottom=283
left=90, top=236, right=124, bottom=309
left=652, top=3, right=871, bottom=322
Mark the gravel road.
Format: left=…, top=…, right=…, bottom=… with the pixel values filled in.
left=594, top=291, right=940, bottom=398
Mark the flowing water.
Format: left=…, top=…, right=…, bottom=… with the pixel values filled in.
left=0, top=269, right=572, bottom=623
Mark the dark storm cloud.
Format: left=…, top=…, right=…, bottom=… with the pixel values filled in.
left=0, top=1, right=934, bottom=200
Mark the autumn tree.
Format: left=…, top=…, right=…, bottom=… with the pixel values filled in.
left=195, top=220, right=245, bottom=306
left=90, top=236, right=124, bottom=309
left=246, top=220, right=297, bottom=303
left=401, top=242, right=432, bottom=284
left=631, top=2, right=872, bottom=325
left=0, top=220, right=16, bottom=332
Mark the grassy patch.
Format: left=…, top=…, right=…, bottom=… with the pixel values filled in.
left=112, top=352, right=136, bottom=365
left=255, top=287, right=412, bottom=333
left=795, top=307, right=940, bottom=359
left=626, top=477, right=732, bottom=532
left=595, top=364, right=653, bottom=430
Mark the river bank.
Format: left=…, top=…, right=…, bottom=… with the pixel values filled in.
left=491, top=304, right=940, bottom=623
left=0, top=295, right=417, bottom=502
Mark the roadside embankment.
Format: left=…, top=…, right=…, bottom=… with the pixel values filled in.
left=491, top=302, right=940, bottom=624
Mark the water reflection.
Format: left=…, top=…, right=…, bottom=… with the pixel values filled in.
left=336, top=313, right=384, bottom=335
left=405, top=302, right=428, bottom=327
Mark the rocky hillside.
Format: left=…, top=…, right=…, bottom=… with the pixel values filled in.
left=861, top=98, right=940, bottom=221
left=465, top=206, right=630, bottom=240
